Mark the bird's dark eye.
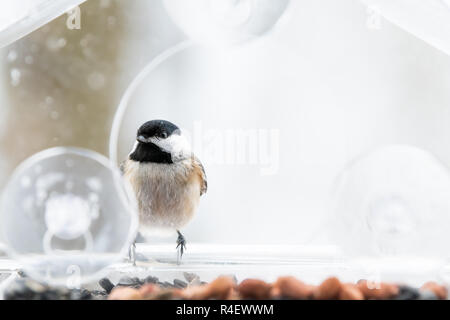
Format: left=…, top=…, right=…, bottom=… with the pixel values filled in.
left=160, top=132, right=168, bottom=139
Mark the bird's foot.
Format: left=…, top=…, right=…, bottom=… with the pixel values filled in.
left=176, top=230, right=187, bottom=264
left=128, top=242, right=136, bottom=267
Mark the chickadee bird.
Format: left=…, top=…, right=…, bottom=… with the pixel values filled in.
left=121, top=120, right=207, bottom=263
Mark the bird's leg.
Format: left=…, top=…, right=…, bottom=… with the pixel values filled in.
left=176, top=230, right=187, bottom=264
left=128, top=241, right=136, bottom=266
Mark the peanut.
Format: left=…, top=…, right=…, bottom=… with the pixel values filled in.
left=339, top=284, right=364, bottom=300
left=357, top=280, right=399, bottom=300
left=183, top=276, right=236, bottom=300
left=108, top=287, right=142, bottom=300
left=271, top=276, right=315, bottom=299
left=314, top=277, right=342, bottom=300
left=238, top=279, right=272, bottom=300
left=139, top=284, right=160, bottom=298
left=421, top=282, right=448, bottom=300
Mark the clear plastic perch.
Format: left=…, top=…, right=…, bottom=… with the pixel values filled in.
left=0, top=147, right=138, bottom=286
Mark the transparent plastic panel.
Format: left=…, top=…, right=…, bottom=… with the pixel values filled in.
left=361, top=0, right=450, bottom=56
left=0, top=0, right=450, bottom=292
left=0, top=0, right=86, bottom=48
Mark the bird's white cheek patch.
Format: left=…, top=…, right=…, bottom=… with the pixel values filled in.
left=129, top=141, right=139, bottom=156
left=151, top=134, right=191, bottom=160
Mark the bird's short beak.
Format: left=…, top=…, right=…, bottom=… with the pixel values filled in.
left=137, top=135, right=150, bottom=143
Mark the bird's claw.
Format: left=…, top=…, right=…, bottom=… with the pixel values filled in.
left=176, top=231, right=186, bottom=264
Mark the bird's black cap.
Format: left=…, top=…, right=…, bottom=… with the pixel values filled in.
left=137, top=120, right=180, bottom=140
left=131, top=120, right=181, bottom=164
